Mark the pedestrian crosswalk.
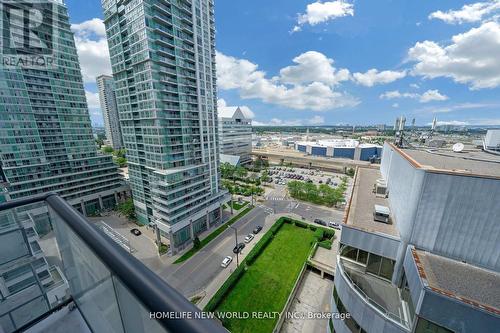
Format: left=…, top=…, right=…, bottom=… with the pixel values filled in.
left=256, top=204, right=274, bottom=214
left=266, top=196, right=287, bottom=201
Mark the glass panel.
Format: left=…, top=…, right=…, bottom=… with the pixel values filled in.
left=357, top=249, right=369, bottom=265
left=342, top=245, right=358, bottom=261
left=415, top=318, right=454, bottom=333
left=50, top=207, right=125, bottom=333
left=380, top=257, right=395, bottom=280
left=366, top=253, right=382, bottom=275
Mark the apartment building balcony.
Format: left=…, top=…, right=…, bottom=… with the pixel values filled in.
left=0, top=193, right=225, bottom=333
left=332, top=251, right=412, bottom=333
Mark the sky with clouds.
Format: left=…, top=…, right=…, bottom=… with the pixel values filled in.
left=66, top=0, right=500, bottom=127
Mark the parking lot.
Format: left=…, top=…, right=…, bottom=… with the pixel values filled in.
left=268, top=166, right=351, bottom=188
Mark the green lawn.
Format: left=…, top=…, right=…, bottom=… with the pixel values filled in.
left=173, top=206, right=253, bottom=264
left=215, top=223, right=315, bottom=333
left=231, top=201, right=248, bottom=210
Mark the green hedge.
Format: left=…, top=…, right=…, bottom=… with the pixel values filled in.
left=318, top=240, right=332, bottom=250
left=204, top=264, right=246, bottom=312
left=269, top=217, right=287, bottom=235
left=313, top=228, right=324, bottom=242
left=294, top=220, right=308, bottom=228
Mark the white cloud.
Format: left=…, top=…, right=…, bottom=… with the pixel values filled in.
left=71, top=18, right=112, bottom=83
left=392, top=103, right=399, bottom=108
left=408, top=21, right=500, bottom=89
left=429, top=118, right=500, bottom=126
left=71, top=18, right=107, bottom=37
left=410, top=83, right=420, bottom=89
left=216, top=51, right=359, bottom=111
left=309, top=115, right=325, bottom=125
left=253, top=115, right=325, bottom=126
left=85, top=91, right=101, bottom=109
left=352, top=69, right=407, bottom=87
left=380, top=89, right=448, bottom=103
left=433, top=120, right=469, bottom=126
left=380, top=90, right=418, bottom=100
left=414, top=102, right=500, bottom=114
left=279, top=51, right=350, bottom=86
left=293, top=1, right=354, bottom=32
left=419, top=89, right=449, bottom=103
left=217, top=98, right=255, bottom=119
left=428, top=1, right=500, bottom=24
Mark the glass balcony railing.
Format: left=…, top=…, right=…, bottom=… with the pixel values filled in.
left=0, top=193, right=225, bottom=333
left=337, top=247, right=411, bottom=329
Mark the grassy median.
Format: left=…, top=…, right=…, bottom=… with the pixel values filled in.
left=173, top=206, right=253, bottom=264
left=214, top=222, right=315, bottom=333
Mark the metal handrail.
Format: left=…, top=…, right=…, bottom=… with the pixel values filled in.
left=0, top=193, right=226, bottom=333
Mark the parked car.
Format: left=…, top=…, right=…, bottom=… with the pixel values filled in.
left=319, top=180, right=323, bottom=184
left=244, top=234, right=255, bottom=243
left=233, top=242, right=245, bottom=254
left=130, top=228, right=142, bottom=236
left=253, top=225, right=263, bottom=234
left=326, top=178, right=331, bottom=184
left=329, top=221, right=341, bottom=230
left=221, top=256, right=233, bottom=268
left=314, top=219, right=327, bottom=226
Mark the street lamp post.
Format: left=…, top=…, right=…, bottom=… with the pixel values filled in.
left=230, top=226, right=239, bottom=267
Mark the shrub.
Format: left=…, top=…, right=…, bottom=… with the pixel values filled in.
left=294, top=220, right=308, bottom=228
left=313, top=228, right=324, bottom=242
left=204, top=264, right=246, bottom=312
left=308, top=224, right=317, bottom=231
left=269, top=217, right=286, bottom=235
left=318, top=240, right=332, bottom=250
left=193, top=236, right=201, bottom=250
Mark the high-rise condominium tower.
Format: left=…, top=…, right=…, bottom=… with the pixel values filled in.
left=0, top=0, right=129, bottom=219
left=97, top=74, right=123, bottom=149
left=102, top=0, right=228, bottom=253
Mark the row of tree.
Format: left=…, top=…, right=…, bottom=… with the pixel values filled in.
left=287, top=178, right=348, bottom=207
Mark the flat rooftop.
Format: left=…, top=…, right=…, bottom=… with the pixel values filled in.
left=414, top=249, right=500, bottom=315
left=345, top=167, right=399, bottom=238
left=401, top=147, right=500, bottom=178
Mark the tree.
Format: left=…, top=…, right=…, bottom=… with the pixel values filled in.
left=117, top=198, right=136, bottom=220
left=193, top=236, right=201, bottom=250
left=102, top=146, right=114, bottom=154
left=115, top=156, right=127, bottom=167
left=235, top=166, right=247, bottom=182
left=346, top=168, right=355, bottom=177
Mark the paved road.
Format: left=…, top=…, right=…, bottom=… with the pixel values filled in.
left=158, top=206, right=271, bottom=297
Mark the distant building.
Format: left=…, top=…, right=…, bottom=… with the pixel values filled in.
left=0, top=1, right=128, bottom=218
left=97, top=75, right=122, bottom=149
left=218, top=107, right=252, bottom=165
left=330, top=142, right=500, bottom=333
left=484, top=129, right=500, bottom=152
left=295, top=139, right=382, bottom=161
left=103, top=0, right=229, bottom=253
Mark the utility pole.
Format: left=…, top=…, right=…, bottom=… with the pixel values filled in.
left=230, top=226, right=239, bottom=267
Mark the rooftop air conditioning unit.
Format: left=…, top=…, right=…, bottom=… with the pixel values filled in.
left=375, top=179, right=388, bottom=198
left=373, top=205, right=391, bottom=224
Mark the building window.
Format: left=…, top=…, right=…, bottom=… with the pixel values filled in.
left=340, top=244, right=395, bottom=281
left=332, top=286, right=367, bottom=333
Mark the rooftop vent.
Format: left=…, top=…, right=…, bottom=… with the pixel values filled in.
left=373, top=204, right=391, bottom=224
left=374, top=179, right=388, bottom=198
